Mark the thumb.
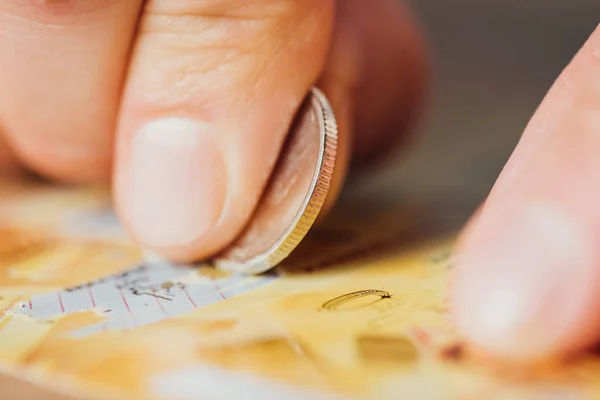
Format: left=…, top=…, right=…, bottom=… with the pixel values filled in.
left=114, top=0, right=336, bottom=262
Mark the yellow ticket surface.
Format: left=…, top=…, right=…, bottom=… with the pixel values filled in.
left=1, top=170, right=599, bottom=400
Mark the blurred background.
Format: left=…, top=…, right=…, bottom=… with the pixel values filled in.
left=352, top=0, right=600, bottom=230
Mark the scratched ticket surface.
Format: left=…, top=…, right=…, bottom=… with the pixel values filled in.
left=2, top=169, right=600, bottom=400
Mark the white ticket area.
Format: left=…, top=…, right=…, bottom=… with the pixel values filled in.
left=13, top=260, right=276, bottom=336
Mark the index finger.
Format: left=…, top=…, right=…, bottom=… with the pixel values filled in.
left=451, top=25, right=600, bottom=362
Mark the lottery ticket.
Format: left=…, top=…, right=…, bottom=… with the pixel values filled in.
left=1, top=170, right=599, bottom=400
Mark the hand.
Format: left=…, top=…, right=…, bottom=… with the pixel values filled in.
left=0, top=0, right=426, bottom=260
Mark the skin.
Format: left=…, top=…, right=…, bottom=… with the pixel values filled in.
left=0, top=0, right=598, bottom=363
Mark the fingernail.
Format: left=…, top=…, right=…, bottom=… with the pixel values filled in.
left=452, top=203, right=592, bottom=360
left=127, top=118, right=226, bottom=248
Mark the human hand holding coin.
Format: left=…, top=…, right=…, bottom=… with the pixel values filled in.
left=2, top=0, right=600, bottom=365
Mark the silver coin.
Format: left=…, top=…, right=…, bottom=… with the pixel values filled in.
left=213, top=87, right=338, bottom=274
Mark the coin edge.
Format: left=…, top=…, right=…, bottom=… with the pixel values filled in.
left=213, top=87, right=338, bottom=275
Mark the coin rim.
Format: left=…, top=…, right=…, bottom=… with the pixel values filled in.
left=213, top=87, right=338, bottom=275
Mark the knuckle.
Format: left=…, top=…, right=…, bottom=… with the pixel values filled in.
left=131, top=0, right=333, bottom=110
left=550, top=26, right=600, bottom=106
left=144, top=0, right=319, bottom=21
left=586, top=24, right=600, bottom=64
left=139, top=0, right=322, bottom=55
left=572, top=24, right=600, bottom=70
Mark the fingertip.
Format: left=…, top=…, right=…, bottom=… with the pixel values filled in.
left=116, top=118, right=228, bottom=260
left=451, top=200, right=600, bottom=363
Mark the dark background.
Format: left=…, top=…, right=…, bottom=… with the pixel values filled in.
left=353, top=1, right=600, bottom=229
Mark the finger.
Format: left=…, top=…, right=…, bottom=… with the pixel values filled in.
left=316, top=0, right=428, bottom=215
left=0, top=133, right=16, bottom=169
left=451, top=25, right=600, bottom=362
left=313, top=1, right=359, bottom=217
left=0, top=0, right=142, bottom=182
left=114, top=0, right=336, bottom=262
left=344, top=0, right=428, bottom=170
